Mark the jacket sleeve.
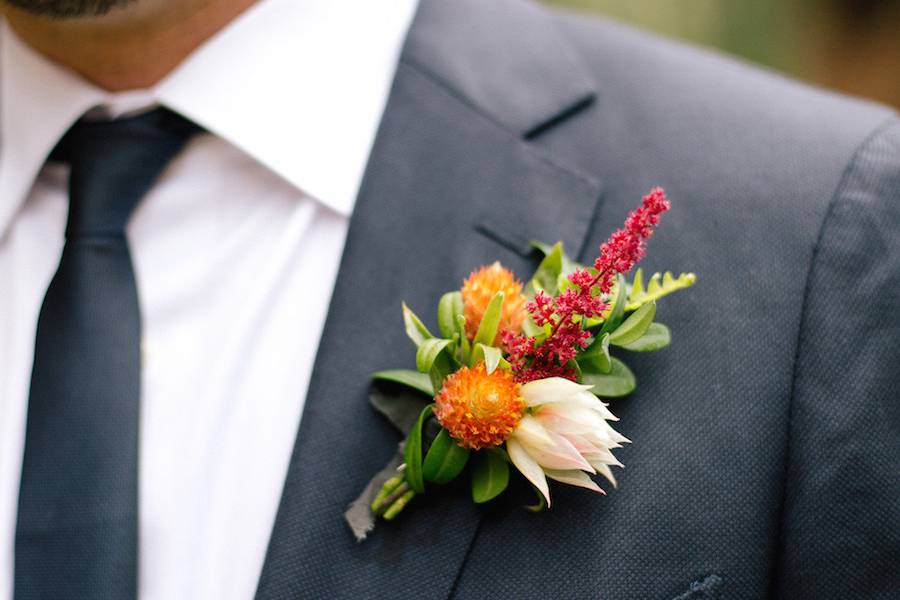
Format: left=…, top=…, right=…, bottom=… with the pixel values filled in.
left=775, top=118, right=900, bottom=598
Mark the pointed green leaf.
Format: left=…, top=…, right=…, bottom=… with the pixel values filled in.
left=521, top=316, right=546, bottom=339
left=404, top=404, right=434, bottom=493
left=569, top=358, right=583, bottom=381
left=578, top=332, right=612, bottom=374
left=415, top=338, right=457, bottom=393
left=372, top=369, right=435, bottom=396
left=415, top=338, right=453, bottom=374
left=527, top=242, right=564, bottom=297
left=471, top=448, right=510, bottom=503
left=582, top=357, right=636, bottom=397
left=619, top=322, right=671, bottom=352
left=599, top=275, right=627, bottom=335
left=529, top=238, right=586, bottom=301
left=455, top=314, right=471, bottom=365
left=529, top=241, right=556, bottom=256
left=438, top=291, right=463, bottom=339
left=429, top=362, right=452, bottom=396
left=631, top=268, right=645, bottom=300
left=473, top=291, right=504, bottom=348
left=402, top=303, right=434, bottom=347
left=626, top=271, right=696, bottom=310
left=414, top=338, right=457, bottom=394
left=608, top=301, right=656, bottom=346
left=471, top=344, right=505, bottom=374
left=423, top=429, right=470, bottom=484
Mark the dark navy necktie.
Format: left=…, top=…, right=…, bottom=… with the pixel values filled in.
left=14, top=108, right=200, bottom=599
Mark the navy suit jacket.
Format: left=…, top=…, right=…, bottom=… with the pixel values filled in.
left=254, top=0, right=900, bottom=598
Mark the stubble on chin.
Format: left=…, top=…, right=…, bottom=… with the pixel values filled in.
left=2, top=0, right=139, bottom=19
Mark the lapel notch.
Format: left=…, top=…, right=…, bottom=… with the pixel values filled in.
left=402, top=0, right=597, bottom=138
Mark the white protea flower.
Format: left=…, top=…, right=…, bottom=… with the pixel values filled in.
left=506, top=377, right=630, bottom=505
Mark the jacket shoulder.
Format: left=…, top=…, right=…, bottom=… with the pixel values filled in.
left=550, top=8, right=896, bottom=146
left=542, top=7, right=897, bottom=217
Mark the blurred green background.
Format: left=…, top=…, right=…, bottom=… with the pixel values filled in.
left=546, top=0, right=900, bottom=108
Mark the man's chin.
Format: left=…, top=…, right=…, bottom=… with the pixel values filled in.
left=3, top=0, right=138, bottom=19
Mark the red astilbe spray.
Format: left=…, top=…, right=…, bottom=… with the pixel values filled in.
left=503, top=188, right=670, bottom=383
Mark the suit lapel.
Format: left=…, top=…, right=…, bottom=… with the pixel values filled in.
left=256, top=1, right=602, bottom=597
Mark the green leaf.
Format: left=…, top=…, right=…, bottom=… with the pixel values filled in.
left=630, top=268, right=645, bottom=300
left=402, top=303, right=434, bottom=347
left=527, top=242, right=564, bottom=296
left=578, top=332, right=611, bottom=374
left=569, top=358, right=583, bottom=381
left=455, top=314, right=471, bottom=365
left=581, top=357, right=637, bottom=397
left=471, top=448, right=510, bottom=503
left=438, top=291, right=463, bottom=339
left=608, top=301, right=656, bottom=346
left=471, top=344, right=505, bottom=374
left=429, top=367, right=449, bottom=397
left=404, top=404, right=434, bottom=493
left=415, top=338, right=453, bottom=374
left=529, top=241, right=556, bottom=256
left=423, top=429, right=470, bottom=484
left=599, top=275, right=627, bottom=335
left=525, top=484, right=548, bottom=512
left=626, top=270, right=696, bottom=310
left=472, top=291, right=504, bottom=348
left=415, top=338, right=457, bottom=394
left=521, top=317, right=546, bottom=339
left=528, top=241, right=583, bottom=298
left=372, top=369, right=435, bottom=396
left=619, top=322, right=671, bottom=352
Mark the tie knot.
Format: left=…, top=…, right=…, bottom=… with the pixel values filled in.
left=51, top=107, right=202, bottom=238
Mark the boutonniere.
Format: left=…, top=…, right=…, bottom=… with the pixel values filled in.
left=346, top=188, right=695, bottom=540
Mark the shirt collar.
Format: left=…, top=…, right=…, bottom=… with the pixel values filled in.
left=0, top=0, right=418, bottom=237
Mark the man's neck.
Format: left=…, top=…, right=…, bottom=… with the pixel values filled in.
left=2, top=0, right=258, bottom=91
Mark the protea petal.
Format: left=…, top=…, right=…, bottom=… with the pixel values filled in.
left=583, top=424, right=629, bottom=449
left=593, top=463, right=618, bottom=488
left=521, top=377, right=592, bottom=407
left=544, top=469, right=606, bottom=494
left=510, top=375, right=628, bottom=501
left=513, top=414, right=555, bottom=447
left=568, top=390, right=618, bottom=419
left=507, top=438, right=551, bottom=505
left=560, top=432, right=604, bottom=455
left=582, top=428, right=611, bottom=448
left=585, top=448, right=624, bottom=468
left=584, top=397, right=619, bottom=422
left=536, top=403, right=610, bottom=435
left=515, top=430, right=595, bottom=473
left=608, top=427, right=632, bottom=445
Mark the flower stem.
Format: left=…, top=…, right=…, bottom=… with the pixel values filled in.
left=371, top=476, right=416, bottom=520
left=371, top=475, right=404, bottom=513
left=382, top=489, right=416, bottom=520
left=379, top=481, right=411, bottom=510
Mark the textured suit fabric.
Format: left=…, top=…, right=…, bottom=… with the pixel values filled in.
left=449, top=12, right=900, bottom=600
left=779, top=119, right=900, bottom=596
left=253, top=1, right=899, bottom=599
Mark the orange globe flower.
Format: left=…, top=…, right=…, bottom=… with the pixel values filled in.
left=461, top=262, right=527, bottom=343
left=434, top=363, right=525, bottom=450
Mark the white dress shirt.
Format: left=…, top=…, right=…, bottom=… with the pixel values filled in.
left=0, top=0, right=418, bottom=598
